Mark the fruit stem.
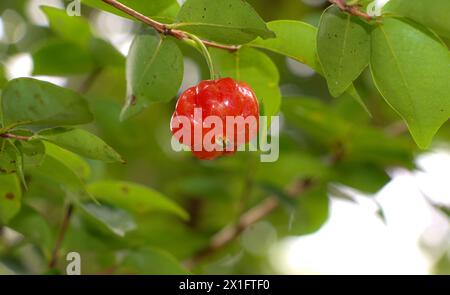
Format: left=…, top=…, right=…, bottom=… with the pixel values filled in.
left=0, top=133, right=32, bottom=141
left=185, top=32, right=217, bottom=80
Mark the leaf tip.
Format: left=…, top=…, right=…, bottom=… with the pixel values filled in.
left=409, top=125, right=435, bottom=150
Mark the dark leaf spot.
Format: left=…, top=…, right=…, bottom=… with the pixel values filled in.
left=130, top=95, right=137, bottom=106
left=5, top=192, right=15, bottom=200
left=34, top=94, right=44, bottom=104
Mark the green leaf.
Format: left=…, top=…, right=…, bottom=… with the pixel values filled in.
left=240, top=221, right=277, bottom=256
left=1, top=78, right=93, bottom=127
left=343, top=84, right=371, bottom=116
left=349, top=127, right=415, bottom=167
left=282, top=96, right=414, bottom=166
left=0, top=174, right=21, bottom=224
left=170, top=176, right=230, bottom=200
left=210, top=47, right=281, bottom=118
left=44, top=142, right=90, bottom=181
left=2, top=133, right=44, bottom=188
left=250, top=20, right=320, bottom=71
left=370, top=18, right=450, bottom=148
left=0, top=65, right=7, bottom=88
left=281, top=96, right=350, bottom=145
left=15, top=136, right=46, bottom=169
left=9, top=141, right=26, bottom=189
left=80, top=202, right=137, bottom=237
left=296, top=185, right=329, bottom=235
left=332, top=163, right=390, bottom=193
left=37, top=127, right=123, bottom=163
left=384, top=0, right=450, bottom=39
left=90, top=38, right=125, bottom=68
left=249, top=21, right=370, bottom=114
left=41, top=6, right=92, bottom=47
left=118, top=248, right=187, bottom=274
left=81, top=0, right=180, bottom=21
left=8, top=205, right=53, bottom=257
left=175, top=0, right=274, bottom=44
left=317, top=6, right=370, bottom=97
left=255, top=152, right=328, bottom=188
left=31, top=154, right=87, bottom=197
left=32, top=40, right=95, bottom=76
left=126, top=216, right=207, bottom=258
left=270, top=185, right=329, bottom=236
left=122, top=29, right=183, bottom=120
left=87, top=181, right=188, bottom=220
left=0, top=140, right=18, bottom=174
left=0, top=134, right=45, bottom=178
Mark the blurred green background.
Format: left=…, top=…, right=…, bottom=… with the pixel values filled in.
left=0, top=0, right=449, bottom=275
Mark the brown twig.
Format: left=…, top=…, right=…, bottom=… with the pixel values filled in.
left=184, top=179, right=314, bottom=269
left=0, top=133, right=31, bottom=141
left=328, top=0, right=373, bottom=21
left=386, top=121, right=408, bottom=136
left=49, top=204, right=74, bottom=269
left=101, top=0, right=240, bottom=52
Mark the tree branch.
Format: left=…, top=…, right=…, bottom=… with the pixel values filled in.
left=184, top=179, right=314, bottom=269
left=0, top=133, right=32, bottom=141
left=101, top=0, right=240, bottom=52
left=328, top=0, right=373, bottom=21
left=386, top=121, right=408, bottom=136
left=49, top=204, right=74, bottom=269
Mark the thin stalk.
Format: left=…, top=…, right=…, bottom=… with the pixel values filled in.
left=184, top=32, right=217, bottom=80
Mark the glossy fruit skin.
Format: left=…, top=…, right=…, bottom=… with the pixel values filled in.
left=170, top=78, right=259, bottom=160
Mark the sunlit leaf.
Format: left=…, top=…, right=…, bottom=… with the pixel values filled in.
left=44, top=142, right=90, bottom=181
left=250, top=21, right=370, bottom=114
left=250, top=20, right=320, bottom=71
left=2, top=78, right=93, bottom=127
left=370, top=18, right=450, bottom=148
left=384, top=0, right=450, bottom=39
left=317, top=6, right=370, bottom=97
left=87, top=181, right=188, bottom=220
left=175, top=0, right=274, bottom=44
left=37, top=127, right=123, bottom=163
left=31, top=154, right=88, bottom=198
